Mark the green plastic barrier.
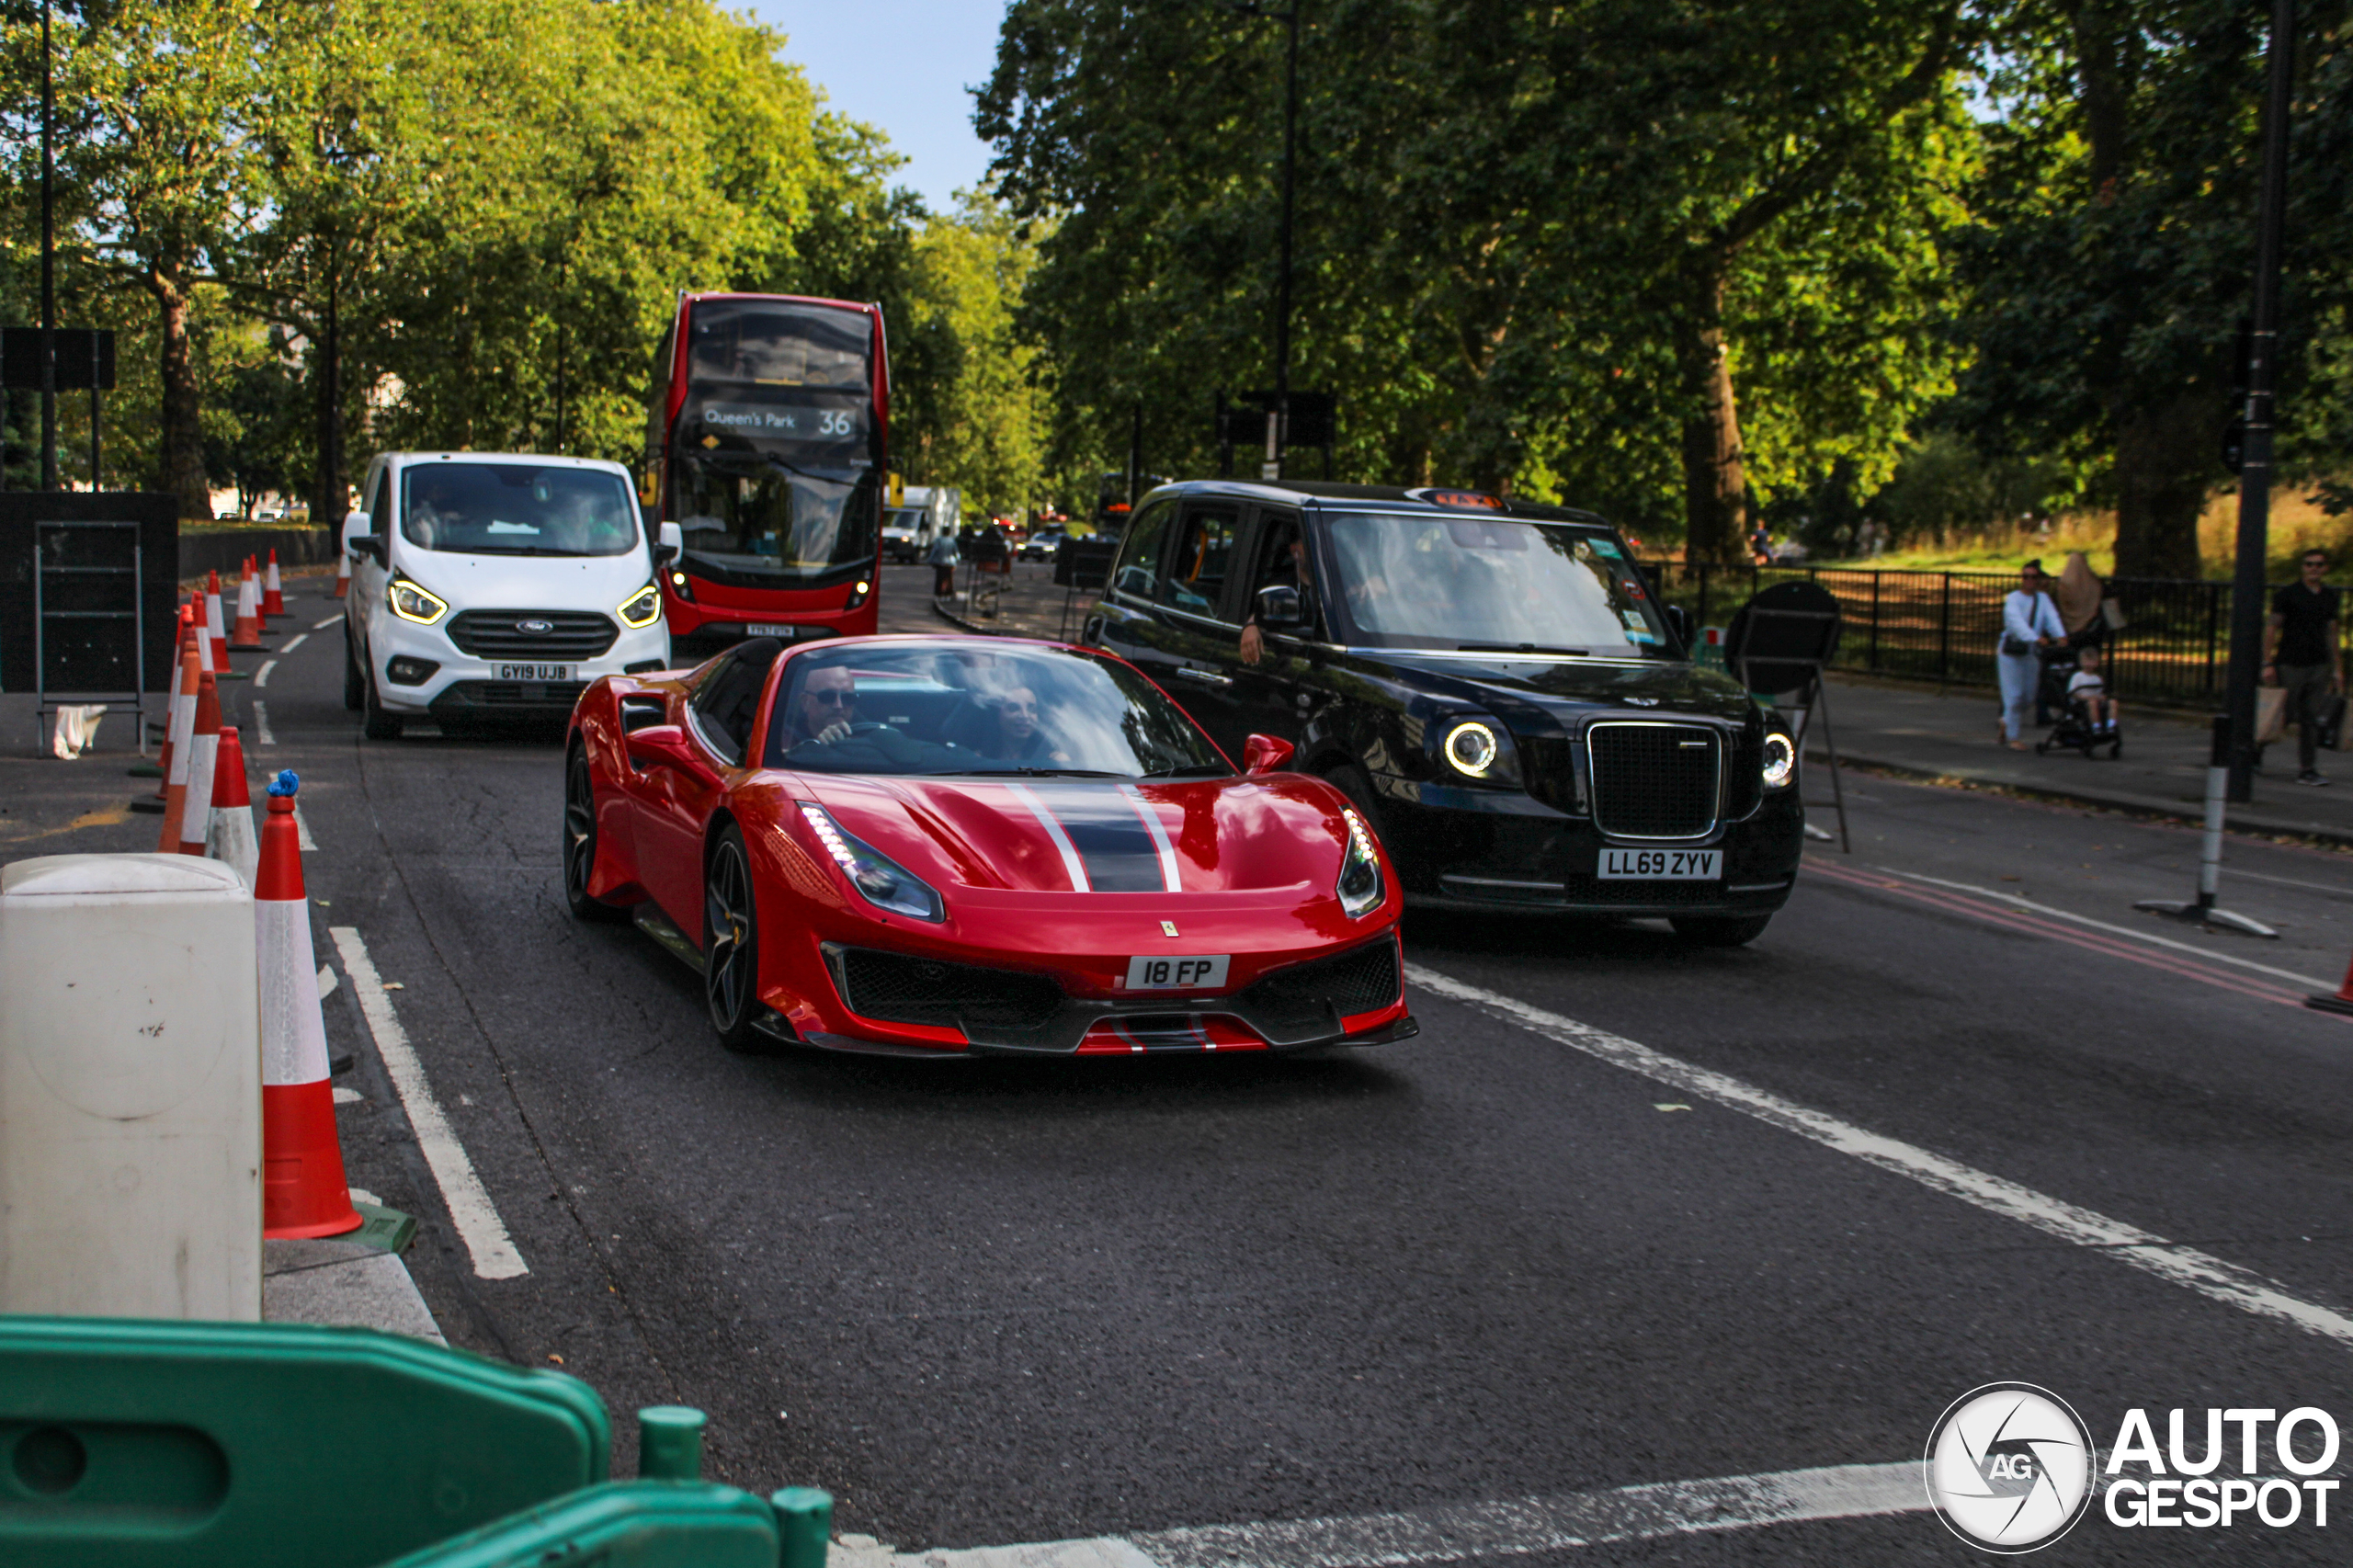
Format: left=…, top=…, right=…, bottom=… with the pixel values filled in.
left=375, top=1483, right=781, bottom=1568
left=0, top=1315, right=610, bottom=1568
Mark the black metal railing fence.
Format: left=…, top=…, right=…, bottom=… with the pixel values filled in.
left=1644, top=562, right=2295, bottom=710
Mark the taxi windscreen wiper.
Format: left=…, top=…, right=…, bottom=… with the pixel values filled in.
left=1458, top=642, right=1589, bottom=655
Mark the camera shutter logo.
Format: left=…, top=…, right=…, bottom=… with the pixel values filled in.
left=1924, top=1383, right=2094, bottom=1552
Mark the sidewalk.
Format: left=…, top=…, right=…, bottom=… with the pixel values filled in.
left=1815, top=674, right=2353, bottom=846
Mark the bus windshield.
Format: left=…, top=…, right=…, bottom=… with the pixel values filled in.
left=666, top=298, right=879, bottom=583
left=400, top=463, right=639, bottom=557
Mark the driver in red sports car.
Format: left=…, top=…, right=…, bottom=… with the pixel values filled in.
left=787, top=664, right=858, bottom=747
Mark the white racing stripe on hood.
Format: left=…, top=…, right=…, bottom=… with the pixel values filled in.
left=1007, top=782, right=1091, bottom=892
left=1119, top=783, right=1183, bottom=892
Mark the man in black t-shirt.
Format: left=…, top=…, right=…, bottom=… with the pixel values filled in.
left=2264, top=550, right=2344, bottom=784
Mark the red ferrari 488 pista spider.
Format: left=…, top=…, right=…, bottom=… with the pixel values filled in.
left=563, top=634, right=1415, bottom=1056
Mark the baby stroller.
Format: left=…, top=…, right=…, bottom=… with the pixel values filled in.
left=2038, top=690, right=2121, bottom=758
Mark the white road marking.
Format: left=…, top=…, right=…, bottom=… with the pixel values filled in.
left=294, top=802, right=318, bottom=852
left=864, top=1461, right=1925, bottom=1568
left=313, top=613, right=345, bottom=630
left=252, top=700, right=276, bottom=746
left=1407, top=962, right=2353, bottom=1349
left=348, top=1187, right=382, bottom=1206
left=256, top=659, right=278, bottom=687
left=329, top=927, right=528, bottom=1279
left=333, top=1085, right=363, bottom=1105
left=282, top=632, right=309, bottom=653
left=317, top=963, right=339, bottom=1000
left=1881, top=869, right=2335, bottom=989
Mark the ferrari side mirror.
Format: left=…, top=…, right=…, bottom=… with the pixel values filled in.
left=626, top=722, right=690, bottom=772
left=1243, top=733, right=1296, bottom=775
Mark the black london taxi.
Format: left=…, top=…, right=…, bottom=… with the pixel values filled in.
left=1080, top=481, right=1804, bottom=945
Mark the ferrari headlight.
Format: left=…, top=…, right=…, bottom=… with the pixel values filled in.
left=1337, top=808, right=1383, bottom=918
left=618, top=582, right=663, bottom=629
left=387, top=573, right=447, bottom=626
left=1761, top=731, right=1797, bottom=790
left=798, top=802, right=943, bottom=922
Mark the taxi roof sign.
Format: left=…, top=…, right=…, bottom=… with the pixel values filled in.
left=1409, top=488, right=1504, bottom=511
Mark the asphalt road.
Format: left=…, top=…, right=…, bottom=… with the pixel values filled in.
left=6, top=571, right=2351, bottom=1564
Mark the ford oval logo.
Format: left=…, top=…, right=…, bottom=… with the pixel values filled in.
left=517, top=619, right=553, bottom=635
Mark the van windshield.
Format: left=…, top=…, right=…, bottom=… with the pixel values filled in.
left=402, top=464, right=640, bottom=557
left=1322, top=513, right=1668, bottom=656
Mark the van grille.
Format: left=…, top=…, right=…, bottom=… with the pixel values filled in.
left=446, top=609, right=618, bottom=661
left=1586, top=722, right=1720, bottom=840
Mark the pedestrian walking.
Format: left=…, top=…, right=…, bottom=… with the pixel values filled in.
left=926, top=528, right=960, bottom=597
left=1997, top=560, right=2065, bottom=751
left=2263, top=549, right=2343, bottom=786
left=2040, top=551, right=2105, bottom=724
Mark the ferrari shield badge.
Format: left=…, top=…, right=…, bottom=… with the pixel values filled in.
left=1161, top=920, right=1180, bottom=937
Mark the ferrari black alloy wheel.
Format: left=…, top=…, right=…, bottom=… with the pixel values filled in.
left=563, top=747, right=626, bottom=923
left=704, top=825, right=764, bottom=1051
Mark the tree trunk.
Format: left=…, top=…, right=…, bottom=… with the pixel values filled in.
left=2112, top=392, right=2212, bottom=578
left=147, top=263, right=211, bottom=521
left=312, top=264, right=344, bottom=528
left=1676, top=256, right=1749, bottom=563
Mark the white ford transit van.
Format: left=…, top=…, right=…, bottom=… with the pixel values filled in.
left=341, top=452, right=680, bottom=738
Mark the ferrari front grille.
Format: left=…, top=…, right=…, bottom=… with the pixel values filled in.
left=833, top=948, right=1065, bottom=1030
left=1233, top=939, right=1400, bottom=1033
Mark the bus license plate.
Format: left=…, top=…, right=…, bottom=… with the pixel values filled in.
left=1123, top=954, right=1231, bottom=991
left=496, top=664, right=572, bottom=681
left=1598, top=848, right=1721, bottom=881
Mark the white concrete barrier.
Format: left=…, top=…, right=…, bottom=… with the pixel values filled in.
left=0, top=853, right=262, bottom=1319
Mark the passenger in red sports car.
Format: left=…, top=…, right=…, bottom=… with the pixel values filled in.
left=786, top=664, right=858, bottom=746
left=982, top=687, right=1064, bottom=764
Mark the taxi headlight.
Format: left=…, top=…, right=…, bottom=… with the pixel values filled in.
left=1443, top=719, right=1507, bottom=780
left=618, top=582, right=663, bottom=629
left=798, top=802, right=943, bottom=922
left=1337, top=808, right=1383, bottom=918
left=1761, top=731, right=1797, bottom=790
left=387, top=573, right=447, bottom=626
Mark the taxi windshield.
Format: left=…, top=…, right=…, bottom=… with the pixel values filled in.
left=765, top=642, right=1230, bottom=778
left=1322, top=513, right=1667, bottom=656
left=400, top=464, right=640, bottom=557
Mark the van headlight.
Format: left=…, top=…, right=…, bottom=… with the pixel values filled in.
left=387, top=573, right=448, bottom=626
left=1337, top=808, right=1383, bottom=918
left=798, top=802, right=944, bottom=922
left=618, top=582, right=663, bottom=629
left=1761, top=731, right=1797, bottom=790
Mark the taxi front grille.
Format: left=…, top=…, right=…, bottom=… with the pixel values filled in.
left=1586, top=722, right=1720, bottom=840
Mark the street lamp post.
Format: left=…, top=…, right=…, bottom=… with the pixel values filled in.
left=2224, top=0, right=2298, bottom=803
left=40, top=0, right=58, bottom=493
left=1232, top=2, right=1300, bottom=480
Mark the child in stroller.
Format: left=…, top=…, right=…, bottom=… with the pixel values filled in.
left=2039, top=645, right=2121, bottom=758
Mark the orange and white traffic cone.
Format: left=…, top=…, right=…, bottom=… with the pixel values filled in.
left=263, top=550, right=286, bottom=618
left=156, top=640, right=203, bottom=850
left=257, top=771, right=363, bottom=1239
left=333, top=547, right=350, bottom=598
left=231, top=563, right=265, bottom=649
left=192, top=589, right=218, bottom=677
left=150, top=612, right=193, bottom=799
left=176, top=672, right=222, bottom=856
left=206, top=572, right=231, bottom=668
left=206, top=723, right=259, bottom=885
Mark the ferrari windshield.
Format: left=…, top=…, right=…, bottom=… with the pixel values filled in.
left=1322, top=513, right=1668, bottom=656
left=400, top=463, right=640, bottom=557
left=765, top=642, right=1229, bottom=778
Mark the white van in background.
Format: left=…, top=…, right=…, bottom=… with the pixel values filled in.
left=881, top=484, right=961, bottom=562
left=341, top=452, right=679, bottom=739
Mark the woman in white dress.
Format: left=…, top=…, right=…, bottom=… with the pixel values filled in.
left=1998, top=560, right=2066, bottom=749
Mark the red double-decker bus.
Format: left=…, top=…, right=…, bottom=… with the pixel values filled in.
left=644, top=292, right=889, bottom=649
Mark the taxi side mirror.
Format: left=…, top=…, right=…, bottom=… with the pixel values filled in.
left=1243, top=733, right=1296, bottom=774
left=1255, top=584, right=1304, bottom=630
left=1662, top=602, right=1693, bottom=653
